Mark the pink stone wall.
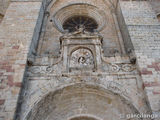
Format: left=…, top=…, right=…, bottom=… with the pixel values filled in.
left=120, top=1, right=160, bottom=118
left=0, top=2, right=41, bottom=120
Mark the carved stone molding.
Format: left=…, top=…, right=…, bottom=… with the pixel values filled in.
left=28, top=63, right=136, bottom=75
left=52, top=4, right=107, bottom=33
left=105, top=81, right=130, bottom=99
left=109, top=63, right=136, bottom=72
left=28, top=66, right=53, bottom=74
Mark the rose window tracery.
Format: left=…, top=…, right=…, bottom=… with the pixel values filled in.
left=63, top=16, right=98, bottom=33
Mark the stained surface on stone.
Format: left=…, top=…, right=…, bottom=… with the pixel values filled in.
left=0, top=0, right=160, bottom=120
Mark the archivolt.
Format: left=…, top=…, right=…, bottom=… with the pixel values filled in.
left=25, top=83, right=141, bottom=120
left=50, top=3, right=107, bottom=33
left=46, top=0, right=118, bottom=12
left=42, top=0, right=118, bottom=33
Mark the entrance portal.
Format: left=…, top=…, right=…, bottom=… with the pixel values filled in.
left=26, top=84, right=141, bottom=120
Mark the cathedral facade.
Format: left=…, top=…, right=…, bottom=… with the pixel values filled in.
left=0, top=0, right=160, bottom=120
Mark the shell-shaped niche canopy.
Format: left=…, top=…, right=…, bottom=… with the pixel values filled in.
left=52, top=4, right=106, bottom=33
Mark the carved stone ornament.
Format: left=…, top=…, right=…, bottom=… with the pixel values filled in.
left=111, top=64, right=120, bottom=72
left=28, top=66, right=53, bottom=74
left=106, top=81, right=130, bottom=99
left=121, top=64, right=135, bottom=72
left=70, top=48, right=94, bottom=68
left=110, top=64, right=136, bottom=72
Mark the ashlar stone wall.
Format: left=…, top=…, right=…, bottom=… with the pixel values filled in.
left=120, top=1, right=160, bottom=119
left=0, top=0, right=160, bottom=120
left=0, top=1, right=42, bottom=120
left=16, top=0, right=153, bottom=119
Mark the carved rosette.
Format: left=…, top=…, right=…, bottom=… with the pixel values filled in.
left=110, top=64, right=136, bottom=72
left=28, top=66, right=53, bottom=74
left=70, top=48, right=94, bottom=68
left=111, top=64, right=120, bottom=72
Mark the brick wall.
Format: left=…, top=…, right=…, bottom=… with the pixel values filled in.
left=120, top=1, right=160, bottom=118
left=0, top=1, right=42, bottom=120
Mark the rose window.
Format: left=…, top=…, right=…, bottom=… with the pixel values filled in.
left=63, top=16, right=98, bottom=32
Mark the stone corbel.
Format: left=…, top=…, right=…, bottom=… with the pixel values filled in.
left=27, top=50, right=37, bottom=66
left=27, top=56, right=35, bottom=66
left=127, top=48, right=136, bottom=64
left=45, top=11, right=50, bottom=17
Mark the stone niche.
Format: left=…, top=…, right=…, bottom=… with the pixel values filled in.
left=60, top=30, right=103, bottom=72
left=52, top=4, right=106, bottom=33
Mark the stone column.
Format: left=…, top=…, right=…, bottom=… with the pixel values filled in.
left=0, top=0, right=43, bottom=119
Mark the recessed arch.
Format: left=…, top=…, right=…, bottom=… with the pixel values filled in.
left=37, top=0, right=124, bottom=57
left=51, top=4, right=107, bottom=33
left=46, top=0, right=117, bottom=13
left=25, top=83, right=141, bottom=120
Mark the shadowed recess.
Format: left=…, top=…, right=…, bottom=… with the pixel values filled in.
left=63, top=16, right=98, bottom=32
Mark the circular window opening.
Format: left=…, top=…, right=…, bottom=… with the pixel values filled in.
left=63, top=16, right=98, bottom=33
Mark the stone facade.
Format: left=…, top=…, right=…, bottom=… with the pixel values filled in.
left=0, top=0, right=160, bottom=120
left=119, top=1, right=160, bottom=119
left=0, top=1, right=42, bottom=120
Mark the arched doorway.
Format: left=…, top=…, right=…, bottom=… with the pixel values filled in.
left=26, top=84, right=141, bottom=120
